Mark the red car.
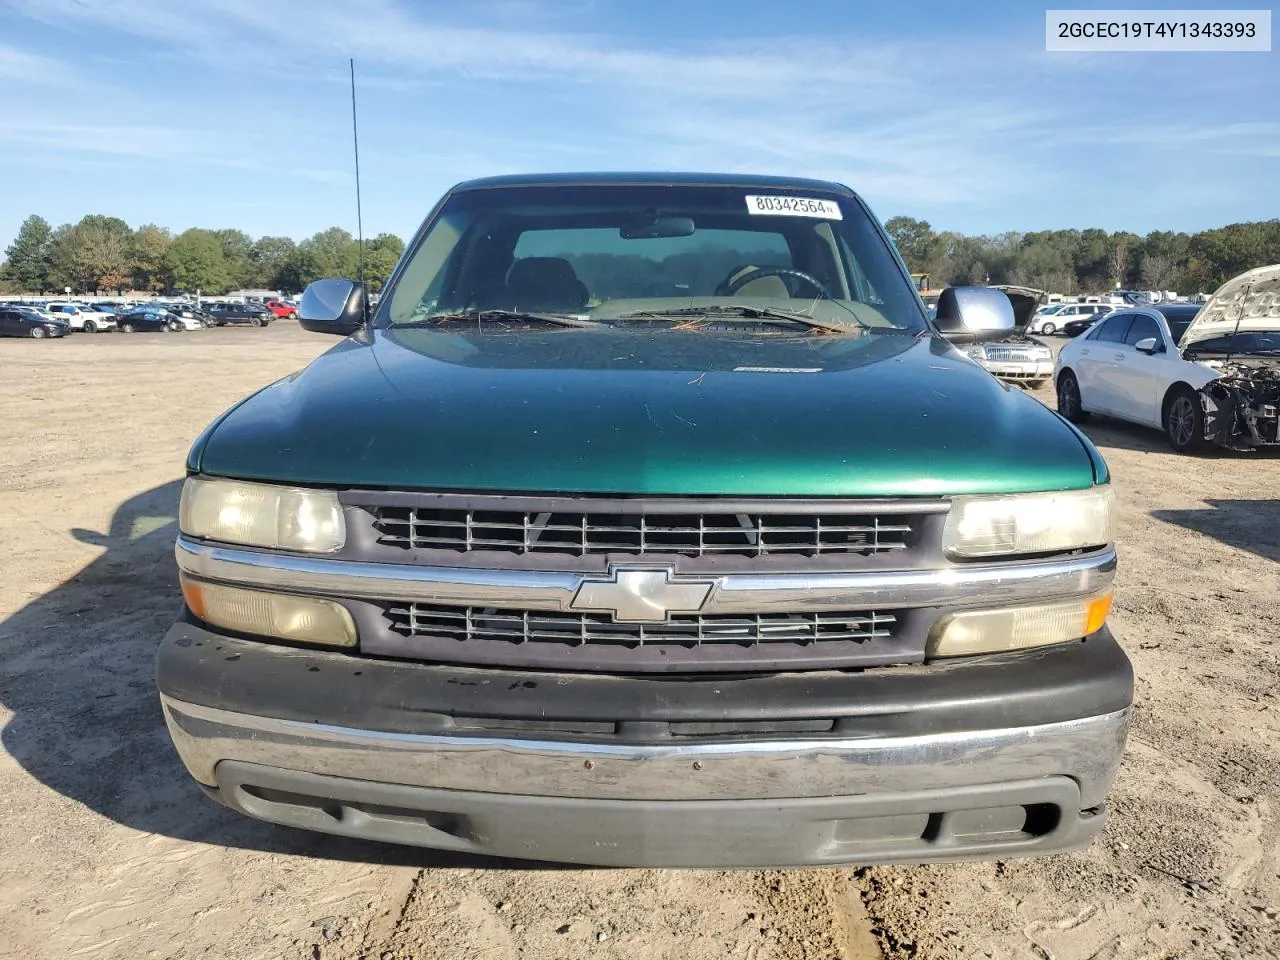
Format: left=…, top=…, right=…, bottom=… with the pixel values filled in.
left=264, top=299, right=298, bottom=318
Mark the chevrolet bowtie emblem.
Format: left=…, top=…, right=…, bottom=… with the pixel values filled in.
left=569, top=566, right=716, bottom=623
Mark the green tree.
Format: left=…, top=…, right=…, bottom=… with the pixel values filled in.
left=47, top=224, right=75, bottom=291
left=166, top=229, right=231, bottom=294
left=1010, top=240, right=1074, bottom=292
left=249, top=235, right=297, bottom=289
left=883, top=216, right=938, bottom=272
left=1073, top=228, right=1113, bottom=290
left=362, top=233, right=405, bottom=292
left=2, top=215, right=55, bottom=292
left=213, top=228, right=255, bottom=288
left=291, top=227, right=360, bottom=287
left=132, top=224, right=173, bottom=292
left=48, top=215, right=133, bottom=292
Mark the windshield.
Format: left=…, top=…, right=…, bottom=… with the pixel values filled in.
left=384, top=184, right=924, bottom=334
left=1154, top=306, right=1198, bottom=343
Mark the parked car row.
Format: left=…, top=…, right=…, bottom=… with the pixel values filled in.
left=0, top=298, right=283, bottom=337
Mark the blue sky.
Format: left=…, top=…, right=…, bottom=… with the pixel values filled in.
left=0, top=0, right=1276, bottom=249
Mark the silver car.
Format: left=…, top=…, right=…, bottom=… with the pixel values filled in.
left=964, top=285, right=1056, bottom=389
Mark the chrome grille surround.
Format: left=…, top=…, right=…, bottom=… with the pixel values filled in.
left=176, top=483, right=1117, bottom=673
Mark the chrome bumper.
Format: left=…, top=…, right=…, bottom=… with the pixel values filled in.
left=174, top=536, right=1117, bottom=616
left=980, top=360, right=1054, bottom=378
left=161, top=695, right=1130, bottom=809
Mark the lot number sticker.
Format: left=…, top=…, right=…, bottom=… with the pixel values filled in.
left=745, top=195, right=843, bottom=219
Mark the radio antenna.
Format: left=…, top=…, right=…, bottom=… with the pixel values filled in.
left=349, top=58, right=367, bottom=321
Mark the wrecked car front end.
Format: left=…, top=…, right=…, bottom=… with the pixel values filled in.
left=1199, top=356, right=1280, bottom=449
left=967, top=285, right=1054, bottom=389
left=1182, top=265, right=1280, bottom=450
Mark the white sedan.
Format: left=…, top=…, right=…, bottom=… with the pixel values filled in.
left=1054, top=265, right=1280, bottom=452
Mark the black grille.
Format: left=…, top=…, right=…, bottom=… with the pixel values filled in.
left=372, top=507, right=913, bottom=558
left=384, top=603, right=897, bottom=647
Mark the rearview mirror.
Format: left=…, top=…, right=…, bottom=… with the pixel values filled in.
left=298, top=278, right=366, bottom=335
left=1134, top=337, right=1160, bottom=354
left=619, top=216, right=696, bottom=240
left=932, top=286, right=1016, bottom=343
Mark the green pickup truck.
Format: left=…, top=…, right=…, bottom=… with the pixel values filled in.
left=157, top=173, right=1131, bottom=867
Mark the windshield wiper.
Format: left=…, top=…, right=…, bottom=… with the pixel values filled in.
left=397, top=309, right=599, bottom=329
left=613, top=304, right=857, bottom=334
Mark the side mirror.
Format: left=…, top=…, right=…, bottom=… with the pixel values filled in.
left=1134, top=337, right=1160, bottom=354
left=932, top=286, right=1016, bottom=343
left=298, top=278, right=366, bottom=335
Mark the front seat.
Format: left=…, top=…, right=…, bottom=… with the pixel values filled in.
left=721, top=264, right=792, bottom=299
left=504, top=257, right=589, bottom=313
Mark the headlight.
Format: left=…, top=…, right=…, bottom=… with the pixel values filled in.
left=179, top=476, right=345, bottom=552
left=180, top=574, right=356, bottom=647
left=927, top=591, right=1112, bottom=658
left=965, top=346, right=986, bottom=359
left=1032, top=347, right=1053, bottom=360
left=943, top=487, right=1113, bottom=558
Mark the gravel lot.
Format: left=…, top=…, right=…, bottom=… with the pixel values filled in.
left=0, top=324, right=1275, bottom=959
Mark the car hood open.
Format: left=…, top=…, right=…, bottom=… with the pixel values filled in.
left=1181, top=263, right=1280, bottom=349
left=191, top=326, right=1103, bottom=497
left=990, top=285, right=1047, bottom=330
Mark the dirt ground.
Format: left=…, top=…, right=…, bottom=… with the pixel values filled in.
left=0, top=324, right=1275, bottom=959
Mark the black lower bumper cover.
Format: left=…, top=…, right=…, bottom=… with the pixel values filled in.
left=157, top=620, right=1132, bottom=737
left=158, top=623, right=1132, bottom=866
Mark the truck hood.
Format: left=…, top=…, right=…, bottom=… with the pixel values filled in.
left=193, top=327, right=1102, bottom=496
left=1181, top=263, right=1280, bottom=348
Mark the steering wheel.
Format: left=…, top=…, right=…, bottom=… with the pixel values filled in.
left=716, top=266, right=831, bottom=299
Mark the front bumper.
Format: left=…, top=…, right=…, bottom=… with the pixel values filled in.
left=978, top=359, right=1054, bottom=382
left=157, top=624, right=1132, bottom=867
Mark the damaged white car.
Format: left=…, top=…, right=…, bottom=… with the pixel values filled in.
left=1055, top=264, right=1280, bottom=452
left=962, top=285, right=1055, bottom=389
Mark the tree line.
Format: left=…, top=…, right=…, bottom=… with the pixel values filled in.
left=0, top=214, right=406, bottom=296
left=8, top=211, right=1278, bottom=299
left=883, top=216, right=1280, bottom=295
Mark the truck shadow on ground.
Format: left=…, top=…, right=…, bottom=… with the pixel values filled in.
left=1073, top=416, right=1173, bottom=455
left=1151, top=499, right=1280, bottom=563
left=0, top=480, right=566, bottom=870
left=1072, top=411, right=1280, bottom=462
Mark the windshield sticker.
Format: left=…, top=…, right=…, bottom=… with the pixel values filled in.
left=745, top=195, right=843, bottom=220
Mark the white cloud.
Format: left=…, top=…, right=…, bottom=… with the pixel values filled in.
left=0, top=121, right=349, bottom=185
left=6, top=0, right=1043, bottom=209
left=0, top=41, right=84, bottom=87
left=6, top=0, right=1272, bottom=232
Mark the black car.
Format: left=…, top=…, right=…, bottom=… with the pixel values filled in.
left=204, top=302, right=273, bottom=326
left=117, top=308, right=186, bottom=333
left=0, top=307, right=70, bottom=338
left=166, top=304, right=216, bottom=327
left=1063, top=312, right=1112, bottom=337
